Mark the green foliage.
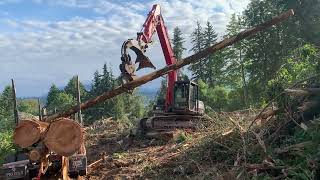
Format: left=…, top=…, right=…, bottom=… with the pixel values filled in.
left=18, top=99, right=38, bottom=115
left=198, top=80, right=246, bottom=111
left=0, top=86, right=13, bottom=117
left=172, top=26, right=188, bottom=79
left=47, top=84, right=61, bottom=107
left=83, top=63, right=145, bottom=124
left=46, top=83, right=75, bottom=113
left=198, top=80, right=229, bottom=111
left=45, top=76, right=91, bottom=115
left=189, top=22, right=205, bottom=80
left=266, top=120, right=320, bottom=180
left=64, top=76, right=88, bottom=101
left=0, top=86, right=16, bottom=164
left=172, top=27, right=186, bottom=61
left=187, top=0, right=320, bottom=109
left=267, top=44, right=320, bottom=107
left=112, top=152, right=128, bottom=159
left=241, top=0, right=320, bottom=105
left=175, top=131, right=192, bottom=144
left=189, top=21, right=224, bottom=86
left=0, top=130, right=15, bottom=164
left=48, top=92, right=75, bottom=112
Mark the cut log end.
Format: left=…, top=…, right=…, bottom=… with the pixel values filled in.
left=13, top=119, right=48, bottom=148
left=29, top=150, right=41, bottom=161
left=29, top=143, right=48, bottom=161
left=44, top=118, right=84, bottom=157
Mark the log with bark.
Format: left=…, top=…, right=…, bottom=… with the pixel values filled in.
left=43, top=118, right=84, bottom=156
left=274, top=141, right=312, bottom=154
left=29, top=143, right=48, bottom=162
left=44, top=9, right=294, bottom=122
left=285, top=88, right=320, bottom=96
left=259, top=108, right=281, bottom=119
left=13, top=119, right=49, bottom=148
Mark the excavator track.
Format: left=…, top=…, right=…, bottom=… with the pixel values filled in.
left=141, top=114, right=203, bottom=131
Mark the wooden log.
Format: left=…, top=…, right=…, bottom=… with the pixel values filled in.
left=44, top=10, right=294, bottom=122
left=285, top=88, right=320, bottom=96
left=29, top=142, right=48, bottom=161
left=246, top=164, right=286, bottom=171
left=76, top=75, right=83, bottom=125
left=145, top=131, right=174, bottom=141
left=61, top=156, right=70, bottom=180
left=43, top=118, right=84, bottom=157
left=259, top=108, right=280, bottom=119
left=298, top=101, right=319, bottom=112
left=11, top=79, right=19, bottom=124
left=13, top=119, right=49, bottom=148
left=274, top=141, right=312, bottom=154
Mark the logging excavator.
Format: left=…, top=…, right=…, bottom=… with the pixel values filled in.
left=120, top=4, right=205, bottom=131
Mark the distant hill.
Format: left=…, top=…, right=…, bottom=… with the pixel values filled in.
left=138, top=87, right=158, bottom=104
left=19, top=79, right=160, bottom=106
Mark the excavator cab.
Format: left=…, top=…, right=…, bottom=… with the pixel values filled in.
left=172, top=81, right=204, bottom=115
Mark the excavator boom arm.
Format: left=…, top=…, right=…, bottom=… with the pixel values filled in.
left=120, top=4, right=177, bottom=110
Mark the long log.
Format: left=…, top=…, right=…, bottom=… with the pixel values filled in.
left=298, top=101, right=320, bottom=112
left=274, top=141, right=312, bottom=154
left=259, top=108, right=280, bottom=119
left=285, top=88, right=320, bottom=96
left=13, top=119, right=49, bottom=148
left=44, top=10, right=294, bottom=122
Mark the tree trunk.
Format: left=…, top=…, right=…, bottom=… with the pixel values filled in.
left=43, top=118, right=84, bottom=156
left=29, top=142, right=48, bottom=161
left=259, top=108, right=280, bottom=119
left=285, top=88, right=320, bottom=96
left=13, top=119, right=49, bottom=148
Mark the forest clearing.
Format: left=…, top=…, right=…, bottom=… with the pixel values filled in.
left=0, top=0, right=320, bottom=179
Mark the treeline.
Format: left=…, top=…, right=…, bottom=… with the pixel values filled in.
left=0, top=86, right=44, bottom=162
left=168, top=0, right=320, bottom=112
left=45, top=64, right=145, bottom=124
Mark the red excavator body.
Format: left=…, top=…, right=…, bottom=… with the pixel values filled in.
left=120, top=4, right=204, bottom=131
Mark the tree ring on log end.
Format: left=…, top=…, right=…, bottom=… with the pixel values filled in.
left=13, top=119, right=45, bottom=148
left=44, top=118, right=83, bottom=157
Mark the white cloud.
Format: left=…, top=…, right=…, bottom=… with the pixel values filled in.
left=0, top=0, right=21, bottom=5
left=0, top=0, right=250, bottom=96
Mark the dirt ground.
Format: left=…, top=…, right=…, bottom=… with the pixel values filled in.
left=84, top=118, right=198, bottom=179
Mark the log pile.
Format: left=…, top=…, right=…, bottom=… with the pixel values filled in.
left=13, top=118, right=84, bottom=157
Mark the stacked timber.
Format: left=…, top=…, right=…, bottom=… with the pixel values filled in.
left=13, top=118, right=84, bottom=157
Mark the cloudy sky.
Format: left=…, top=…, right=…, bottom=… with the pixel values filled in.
left=0, top=0, right=250, bottom=97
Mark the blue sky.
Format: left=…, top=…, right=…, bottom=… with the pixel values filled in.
left=0, top=0, right=250, bottom=97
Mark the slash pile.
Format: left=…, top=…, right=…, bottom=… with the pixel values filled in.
left=85, top=78, right=320, bottom=179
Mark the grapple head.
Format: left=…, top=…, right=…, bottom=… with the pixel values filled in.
left=120, top=39, right=156, bottom=83
left=129, top=45, right=155, bottom=70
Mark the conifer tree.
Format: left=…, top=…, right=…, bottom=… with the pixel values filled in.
left=172, top=27, right=186, bottom=61
left=64, top=76, right=87, bottom=100
left=202, top=21, right=222, bottom=86
left=189, top=21, right=205, bottom=80
left=225, top=14, right=248, bottom=105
